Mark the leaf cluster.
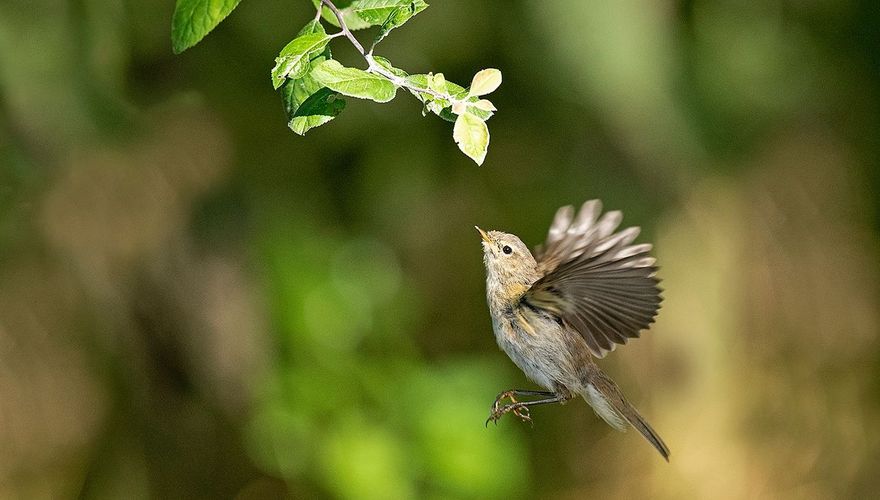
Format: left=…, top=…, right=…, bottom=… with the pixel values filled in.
left=171, top=0, right=501, bottom=164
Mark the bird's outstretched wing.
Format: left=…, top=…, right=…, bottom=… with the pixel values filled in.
left=525, top=200, right=661, bottom=358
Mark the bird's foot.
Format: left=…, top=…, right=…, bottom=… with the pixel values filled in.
left=486, top=391, right=533, bottom=426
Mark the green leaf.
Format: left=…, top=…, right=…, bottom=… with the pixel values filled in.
left=403, top=74, right=429, bottom=92
left=271, top=32, right=332, bottom=90
left=354, top=0, right=428, bottom=32
left=405, top=74, right=487, bottom=122
left=280, top=46, right=344, bottom=135
left=453, top=112, right=489, bottom=165
left=298, top=20, right=333, bottom=61
left=311, top=0, right=374, bottom=30
left=463, top=93, right=495, bottom=120
left=391, top=0, right=429, bottom=28
left=282, top=83, right=346, bottom=135
left=353, top=0, right=408, bottom=24
left=426, top=98, right=449, bottom=116
left=372, top=56, right=408, bottom=78
left=429, top=73, right=447, bottom=93
left=409, top=75, right=466, bottom=97
left=449, top=84, right=468, bottom=99
left=467, top=108, right=495, bottom=120
left=438, top=102, right=493, bottom=123
left=171, top=0, right=242, bottom=54
left=366, top=0, right=429, bottom=48
left=311, top=60, right=398, bottom=103
left=297, top=19, right=326, bottom=36
left=404, top=74, right=464, bottom=104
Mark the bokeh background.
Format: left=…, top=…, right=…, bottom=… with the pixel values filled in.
left=2, top=0, right=879, bottom=498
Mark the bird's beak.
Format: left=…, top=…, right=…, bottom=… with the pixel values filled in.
left=475, top=226, right=492, bottom=243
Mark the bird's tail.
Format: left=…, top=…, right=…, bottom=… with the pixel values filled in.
left=580, top=364, right=670, bottom=461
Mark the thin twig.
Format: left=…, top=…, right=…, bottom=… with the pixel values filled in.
left=320, top=0, right=366, bottom=55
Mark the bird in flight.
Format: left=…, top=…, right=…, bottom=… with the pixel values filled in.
left=477, top=200, right=669, bottom=460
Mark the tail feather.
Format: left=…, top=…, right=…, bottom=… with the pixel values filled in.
left=582, top=365, right=670, bottom=461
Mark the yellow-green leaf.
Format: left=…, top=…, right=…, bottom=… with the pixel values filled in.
left=468, top=68, right=502, bottom=97
left=453, top=112, right=489, bottom=165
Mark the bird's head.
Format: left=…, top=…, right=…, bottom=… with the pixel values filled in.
left=476, top=226, right=539, bottom=294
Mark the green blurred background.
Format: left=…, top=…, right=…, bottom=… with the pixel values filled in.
left=2, top=0, right=879, bottom=498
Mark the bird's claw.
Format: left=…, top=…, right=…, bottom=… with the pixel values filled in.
left=486, top=390, right=515, bottom=426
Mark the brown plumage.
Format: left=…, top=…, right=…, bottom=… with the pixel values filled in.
left=478, top=200, right=669, bottom=460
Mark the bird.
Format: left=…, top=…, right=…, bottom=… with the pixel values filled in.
left=476, top=199, right=669, bottom=460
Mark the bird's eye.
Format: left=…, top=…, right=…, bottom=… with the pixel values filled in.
left=502, top=245, right=513, bottom=255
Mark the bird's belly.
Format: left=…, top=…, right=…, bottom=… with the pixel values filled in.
left=491, top=315, right=565, bottom=390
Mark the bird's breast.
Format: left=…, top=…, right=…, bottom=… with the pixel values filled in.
left=490, top=310, right=559, bottom=390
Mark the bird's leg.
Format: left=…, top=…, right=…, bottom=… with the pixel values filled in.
left=489, top=393, right=573, bottom=425
left=492, top=389, right=554, bottom=409
left=486, top=389, right=562, bottom=426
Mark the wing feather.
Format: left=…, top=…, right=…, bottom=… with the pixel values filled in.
left=526, top=200, right=661, bottom=358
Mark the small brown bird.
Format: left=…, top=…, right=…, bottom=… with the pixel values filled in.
left=477, top=200, right=669, bottom=460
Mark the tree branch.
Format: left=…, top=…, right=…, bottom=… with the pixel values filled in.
left=316, top=0, right=471, bottom=107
